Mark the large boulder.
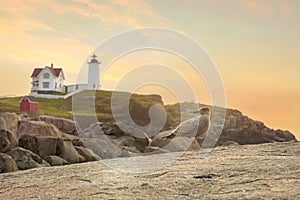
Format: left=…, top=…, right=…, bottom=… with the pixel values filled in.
left=74, top=146, right=100, bottom=162
left=62, top=133, right=83, bottom=147
left=39, top=115, right=77, bottom=135
left=17, top=120, right=62, bottom=138
left=82, top=122, right=107, bottom=138
left=149, top=129, right=197, bottom=152
left=44, top=156, right=68, bottom=166
left=101, top=122, right=124, bottom=137
left=82, top=136, right=130, bottom=159
left=18, top=135, right=60, bottom=159
left=0, top=153, right=18, bottom=173
left=56, top=140, right=85, bottom=164
left=113, top=135, right=147, bottom=153
left=158, top=137, right=194, bottom=153
left=0, top=129, right=18, bottom=153
left=0, top=112, right=19, bottom=135
left=7, top=147, right=50, bottom=170
left=151, top=130, right=173, bottom=148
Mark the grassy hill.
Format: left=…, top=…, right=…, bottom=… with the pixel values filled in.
left=0, top=90, right=178, bottom=129
left=0, top=96, right=72, bottom=118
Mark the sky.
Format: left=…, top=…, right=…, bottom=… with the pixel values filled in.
left=0, top=0, right=299, bottom=139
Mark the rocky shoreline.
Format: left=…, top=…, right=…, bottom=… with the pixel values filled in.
left=0, top=112, right=99, bottom=173
left=0, top=109, right=297, bottom=174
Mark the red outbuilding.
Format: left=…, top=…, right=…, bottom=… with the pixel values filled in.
left=20, top=96, right=38, bottom=112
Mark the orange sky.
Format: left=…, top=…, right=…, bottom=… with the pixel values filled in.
left=0, top=0, right=299, bottom=139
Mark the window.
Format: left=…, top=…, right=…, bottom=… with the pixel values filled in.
left=76, top=85, right=79, bottom=90
left=32, top=81, right=38, bottom=87
left=43, top=82, right=49, bottom=88
left=55, top=83, right=57, bottom=89
left=43, top=73, right=50, bottom=79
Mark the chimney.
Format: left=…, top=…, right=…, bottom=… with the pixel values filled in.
left=51, top=63, right=53, bottom=68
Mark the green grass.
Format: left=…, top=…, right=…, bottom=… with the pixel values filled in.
left=0, top=96, right=72, bottom=118
left=0, top=91, right=208, bottom=132
left=0, top=97, right=22, bottom=113
left=0, top=90, right=188, bottom=130
left=36, top=97, right=72, bottom=118
left=0, top=90, right=166, bottom=122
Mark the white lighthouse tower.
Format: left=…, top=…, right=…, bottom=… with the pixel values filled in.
left=87, top=54, right=100, bottom=90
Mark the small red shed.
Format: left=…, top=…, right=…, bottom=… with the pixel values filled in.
left=20, top=96, right=38, bottom=112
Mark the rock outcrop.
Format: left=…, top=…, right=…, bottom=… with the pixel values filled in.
left=0, top=104, right=297, bottom=174
left=0, top=112, right=100, bottom=173
left=39, top=115, right=77, bottom=135
left=17, top=120, right=62, bottom=138
left=218, top=109, right=296, bottom=145
left=44, top=155, right=68, bottom=166
left=18, top=134, right=60, bottom=159
left=0, top=153, right=18, bottom=173
left=76, top=109, right=297, bottom=156
left=0, top=129, right=18, bottom=153
left=61, top=133, right=83, bottom=147
left=0, top=112, right=19, bottom=135
left=74, top=146, right=100, bottom=162
left=7, top=147, right=50, bottom=170
left=0, top=112, right=19, bottom=153
left=56, top=140, right=85, bottom=164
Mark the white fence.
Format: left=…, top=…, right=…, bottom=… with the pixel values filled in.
left=30, top=90, right=84, bottom=99
left=29, top=93, right=66, bottom=99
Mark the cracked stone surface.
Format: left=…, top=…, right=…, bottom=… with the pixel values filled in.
left=0, top=142, right=299, bottom=199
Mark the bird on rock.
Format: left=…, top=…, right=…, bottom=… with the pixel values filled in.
left=149, top=107, right=210, bottom=148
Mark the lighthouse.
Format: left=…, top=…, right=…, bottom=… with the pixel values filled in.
left=87, top=54, right=100, bottom=90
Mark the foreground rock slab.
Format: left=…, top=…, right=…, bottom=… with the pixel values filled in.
left=0, top=142, right=299, bottom=199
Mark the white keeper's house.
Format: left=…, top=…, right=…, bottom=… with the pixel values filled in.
left=30, top=54, right=101, bottom=96
left=30, top=64, right=65, bottom=94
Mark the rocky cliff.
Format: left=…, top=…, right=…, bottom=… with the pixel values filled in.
left=219, top=108, right=296, bottom=145
left=0, top=103, right=297, bottom=174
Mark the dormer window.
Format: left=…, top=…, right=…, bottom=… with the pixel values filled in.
left=43, top=73, right=50, bottom=79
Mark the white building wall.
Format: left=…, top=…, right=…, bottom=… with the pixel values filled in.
left=57, top=72, right=65, bottom=92
left=31, top=77, right=39, bottom=92
left=38, top=68, right=55, bottom=91
left=64, top=84, right=87, bottom=93
left=87, top=62, right=100, bottom=90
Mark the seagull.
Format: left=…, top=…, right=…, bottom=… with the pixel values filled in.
left=149, top=107, right=210, bottom=147
left=170, top=106, right=210, bottom=138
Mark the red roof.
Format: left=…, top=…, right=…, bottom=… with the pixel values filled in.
left=31, top=68, right=43, bottom=77
left=19, top=96, right=38, bottom=103
left=31, top=66, right=62, bottom=78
